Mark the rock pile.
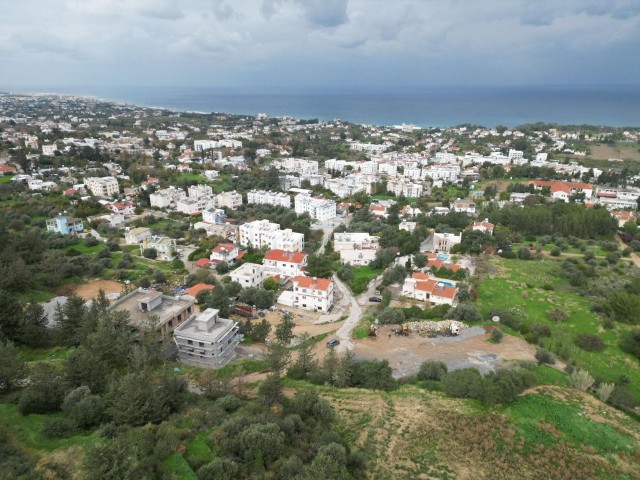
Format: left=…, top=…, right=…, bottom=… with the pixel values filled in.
left=406, top=320, right=468, bottom=334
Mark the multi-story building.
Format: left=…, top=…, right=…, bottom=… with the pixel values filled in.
left=149, top=187, right=187, bottom=209
left=230, top=263, right=267, bottom=288
left=107, top=288, right=195, bottom=337
left=333, top=232, right=380, bottom=251
left=84, top=177, right=119, bottom=197
left=247, top=189, right=291, bottom=208
left=292, top=276, right=334, bottom=312
left=472, top=219, right=495, bottom=235
left=238, top=220, right=305, bottom=252
left=188, top=184, right=213, bottom=198
left=210, top=243, right=243, bottom=265
left=202, top=208, right=226, bottom=224
left=193, top=140, right=220, bottom=151
left=46, top=215, right=84, bottom=235
left=141, top=236, right=178, bottom=261
left=173, top=308, right=242, bottom=369
left=433, top=232, right=462, bottom=253
left=387, top=180, right=424, bottom=198
left=294, top=193, right=336, bottom=221
left=216, top=190, right=243, bottom=209
left=176, top=196, right=216, bottom=215
left=263, top=249, right=307, bottom=278
left=452, top=198, right=476, bottom=215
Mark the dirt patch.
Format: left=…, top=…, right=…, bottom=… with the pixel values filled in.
left=73, top=279, right=123, bottom=301
left=354, top=325, right=536, bottom=377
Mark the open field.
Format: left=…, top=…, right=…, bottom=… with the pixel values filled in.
left=588, top=142, right=640, bottom=162
left=314, top=383, right=640, bottom=480
left=475, top=256, right=640, bottom=398
left=73, top=279, right=122, bottom=300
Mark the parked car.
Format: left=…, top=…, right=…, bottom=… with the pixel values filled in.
left=326, top=339, right=340, bottom=348
left=369, top=296, right=382, bottom=302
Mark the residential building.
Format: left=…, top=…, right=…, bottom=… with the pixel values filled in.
left=107, top=201, right=135, bottom=215
left=188, top=184, right=213, bottom=198
left=107, top=288, right=195, bottom=337
left=46, top=215, right=83, bottom=235
left=230, top=263, right=267, bottom=288
left=292, top=276, right=334, bottom=312
left=529, top=180, right=593, bottom=202
left=193, top=140, right=220, bottom=151
left=216, top=190, right=243, bottom=209
left=247, top=189, right=291, bottom=208
left=401, top=273, right=457, bottom=305
left=263, top=249, right=307, bottom=278
left=84, top=177, right=119, bottom=197
left=333, top=232, right=380, bottom=251
left=452, top=198, right=476, bottom=215
left=184, top=283, right=214, bottom=300
left=239, top=220, right=305, bottom=252
left=611, top=210, right=637, bottom=228
left=399, top=221, right=417, bottom=233
left=210, top=243, right=243, bottom=265
left=125, top=227, right=152, bottom=245
left=509, top=192, right=531, bottom=205
left=176, top=196, right=216, bottom=215
left=472, top=219, right=495, bottom=235
left=339, top=249, right=377, bottom=266
left=202, top=208, right=226, bottom=224
left=149, top=187, right=187, bottom=209
left=141, top=236, right=177, bottom=261
left=433, top=232, right=462, bottom=253
left=173, top=308, right=242, bottom=369
left=294, top=194, right=336, bottom=221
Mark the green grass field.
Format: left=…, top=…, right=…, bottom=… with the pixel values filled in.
left=475, top=257, right=640, bottom=397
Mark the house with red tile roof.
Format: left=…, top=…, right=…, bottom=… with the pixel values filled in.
left=193, top=258, right=211, bottom=269
left=472, top=218, right=495, bottom=235
left=263, top=249, right=307, bottom=278
left=611, top=210, right=637, bottom=228
left=184, top=283, right=214, bottom=300
left=402, top=273, right=457, bottom=306
left=292, top=276, right=334, bottom=312
left=210, top=243, right=243, bottom=265
left=529, top=180, right=593, bottom=203
left=107, top=201, right=135, bottom=215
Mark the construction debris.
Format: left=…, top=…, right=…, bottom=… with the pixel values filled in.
left=406, top=320, right=468, bottom=336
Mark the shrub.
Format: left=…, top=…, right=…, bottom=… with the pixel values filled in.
left=569, top=368, right=594, bottom=391
left=441, top=369, right=484, bottom=399
left=42, top=417, right=77, bottom=438
left=62, top=386, right=105, bottom=428
left=142, top=248, right=157, bottom=259
left=490, top=328, right=503, bottom=343
left=531, top=323, right=551, bottom=338
left=535, top=348, right=555, bottom=365
left=197, top=458, right=239, bottom=480
left=215, top=261, right=230, bottom=274
left=574, top=334, right=606, bottom=352
left=417, top=361, right=448, bottom=381
left=547, top=307, right=568, bottom=322
left=215, top=395, right=243, bottom=412
left=596, top=383, right=615, bottom=403
left=620, top=329, right=640, bottom=360
left=608, top=386, right=639, bottom=414
left=445, top=303, right=482, bottom=323
left=550, top=246, right=562, bottom=256
left=517, top=247, right=533, bottom=260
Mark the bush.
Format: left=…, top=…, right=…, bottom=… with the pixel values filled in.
left=535, top=348, right=555, bottom=365
left=197, top=458, right=239, bottom=480
left=547, top=307, right=568, bottom=322
left=574, top=334, right=606, bottom=352
left=215, top=395, right=243, bottom=412
left=62, top=386, right=105, bottom=428
left=417, top=361, right=448, bottom=381
left=490, top=328, right=503, bottom=343
left=215, top=261, right=230, bottom=274
left=42, top=417, right=77, bottom=438
left=142, top=248, right=157, bottom=259
left=596, top=383, right=615, bottom=403
left=517, top=247, right=533, bottom=260
left=620, top=329, right=640, bottom=360
left=441, top=369, right=484, bottom=399
left=569, top=368, right=594, bottom=391
left=608, top=386, right=639, bottom=414
left=446, top=303, right=482, bottom=323
left=550, top=246, right=562, bottom=256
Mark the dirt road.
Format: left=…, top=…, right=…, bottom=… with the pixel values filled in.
left=334, top=274, right=362, bottom=352
left=616, top=235, right=640, bottom=269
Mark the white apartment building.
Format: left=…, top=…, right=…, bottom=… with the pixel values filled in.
left=216, top=190, right=243, bottom=209
left=42, top=144, right=58, bottom=156
left=229, top=263, right=267, bottom=288
left=202, top=208, right=226, bottom=224
left=422, top=165, right=461, bottom=182
left=263, top=250, right=307, bottom=278
left=239, top=220, right=305, bottom=252
left=149, top=187, right=187, bottom=209
left=176, top=196, right=216, bottom=215
left=292, top=276, right=334, bottom=312
left=359, top=161, right=379, bottom=175
left=387, top=180, right=424, bottom=198
left=247, top=189, right=291, bottom=208
left=294, top=194, right=336, bottom=221
left=508, top=149, right=525, bottom=164
left=173, top=308, right=241, bottom=369
left=433, top=232, right=462, bottom=253
left=276, top=158, right=319, bottom=175
left=193, top=140, right=220, bottom=151
left=84, top=177, right=119, bottom=197
left=333, top=232, right=380, bottom=251
left=349, top=142, right=389, bottom=154
left=188, top=184, right=213, bottom=198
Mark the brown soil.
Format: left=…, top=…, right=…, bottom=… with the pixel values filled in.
left=354, top=325, right=536, bottom=377
left=73, top=279, right=123, bottom=301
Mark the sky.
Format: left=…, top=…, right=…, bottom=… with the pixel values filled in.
left=1, top=0, right=639, bottom=90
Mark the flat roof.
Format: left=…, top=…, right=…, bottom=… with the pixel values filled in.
left=108, top=289, right=194, bottom=328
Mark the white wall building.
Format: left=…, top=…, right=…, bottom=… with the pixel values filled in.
left=230, top=263, right=267, bottom=288
left=294, top=194, right=336, bottom=221
left=247, top=189, right=291, bottom=208
left=149, top=187, right=187, bottom=209
left=263, top=250, right=307, bottom=278
left=239, top=220, right=305, bottom=252
left=84, top=177, right=119, bottom=197
left=292, top=276, right=334, bottom=312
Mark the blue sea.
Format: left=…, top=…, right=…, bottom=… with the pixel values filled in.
left=5, top=85, right=640, bottom=128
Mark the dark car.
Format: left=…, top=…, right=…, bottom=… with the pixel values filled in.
left=326, top=339, right=340, bottom=348
left=369, top=296, right=382, bottom=302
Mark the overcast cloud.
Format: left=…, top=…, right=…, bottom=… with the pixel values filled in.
left=0, top=0, right=638, bottom=88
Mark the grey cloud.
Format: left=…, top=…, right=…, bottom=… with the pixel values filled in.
left=211, top=0, right=237, bottom=21
left=297, top=0, right=349, bottom=27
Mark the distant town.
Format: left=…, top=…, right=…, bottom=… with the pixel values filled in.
left=1, top=93, right=640, bottom=479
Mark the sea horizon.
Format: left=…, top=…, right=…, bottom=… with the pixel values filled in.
left=2, top=84, right=640, bottom=129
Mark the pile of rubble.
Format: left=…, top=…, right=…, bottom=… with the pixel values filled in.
left=406, top=320, right=468, bottom=334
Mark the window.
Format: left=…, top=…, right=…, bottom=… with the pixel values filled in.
left=187, top=340, right=193, bottom=345
left=199, top=342, right=204, bottom=347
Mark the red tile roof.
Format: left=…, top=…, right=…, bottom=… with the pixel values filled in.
left=212, top=243, right=237, bottom=254
left=194, top=258, right=211, bottom=267
left=294, top=276, right=332, bottom=291
left=264, top=249, right=307, bottom=264
left=185, top=283, right=214, bottom=297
